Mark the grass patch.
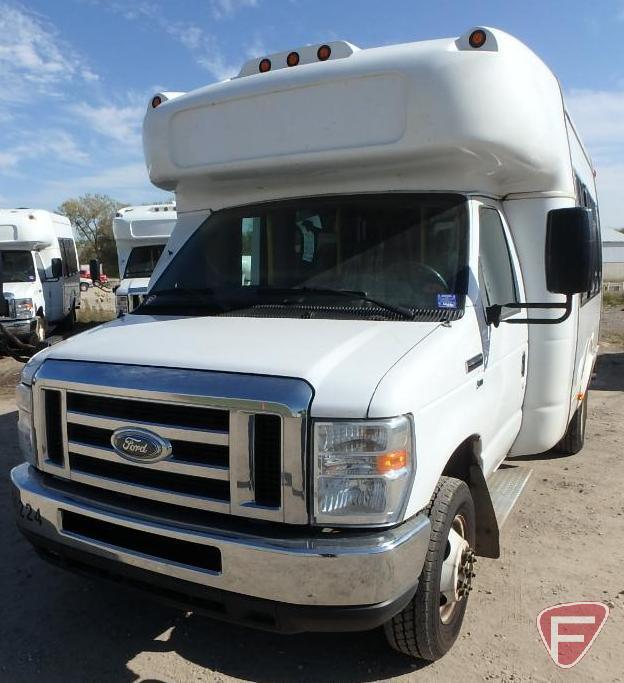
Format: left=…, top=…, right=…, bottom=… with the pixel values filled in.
left=77, top=301, right=116, bottom=324
left=602, top=291, right=624, bottom=308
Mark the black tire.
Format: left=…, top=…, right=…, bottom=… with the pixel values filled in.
left=384, top=476, right=476, bottom=661
left=555, top=392, right=588, bottom=455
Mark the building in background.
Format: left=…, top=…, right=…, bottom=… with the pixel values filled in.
left=602, top=227, right=624, bottom=281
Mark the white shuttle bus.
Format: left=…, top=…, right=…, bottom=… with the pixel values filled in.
left=113, top=203, right=176, bottom=315
left=0, top=209, right=80, bottom=344
left=13, top=28, right=601, bottom=661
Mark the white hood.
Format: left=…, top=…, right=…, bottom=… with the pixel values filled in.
left=45, top=314, right=441, bottom=416
left=116, top=278, right=150, bottom=296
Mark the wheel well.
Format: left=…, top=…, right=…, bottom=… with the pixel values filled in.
left=442, top=436, right=500, bottom=558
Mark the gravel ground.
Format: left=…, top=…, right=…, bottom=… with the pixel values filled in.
left=0, top=307, right=622, bottom=682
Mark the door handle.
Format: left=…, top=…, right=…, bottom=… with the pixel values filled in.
left=466, top=353, right=484, bottom=373
left=521, top=352, right=526, bottom=377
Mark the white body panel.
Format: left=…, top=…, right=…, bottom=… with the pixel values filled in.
left=0, top=209, right=80, bottom=331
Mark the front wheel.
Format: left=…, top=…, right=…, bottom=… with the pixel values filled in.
left=555, top=392, right=588, bottom=455
left=384, top=476, right=476, bottom=661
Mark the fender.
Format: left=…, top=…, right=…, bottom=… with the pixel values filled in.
left=442, top=436, right=500, bottom=558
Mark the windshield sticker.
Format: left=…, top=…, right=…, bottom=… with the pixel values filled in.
left=296, top=215, right=322, bottom=263
left=437, top=293, right=458, bottom=309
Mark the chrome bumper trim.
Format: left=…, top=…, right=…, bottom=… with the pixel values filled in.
left=12, top=464, right=431, bottom=607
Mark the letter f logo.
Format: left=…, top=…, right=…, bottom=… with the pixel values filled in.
left=537, top=602, right=609, bottom=668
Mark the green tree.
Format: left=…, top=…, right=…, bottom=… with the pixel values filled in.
left=58, top=194, right=124, bottom=277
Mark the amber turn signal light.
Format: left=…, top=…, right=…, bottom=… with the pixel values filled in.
left=469, top=29, right=487, bottom=48
left=317, top=44, right=332, bottom=61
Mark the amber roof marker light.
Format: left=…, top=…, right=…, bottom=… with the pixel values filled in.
left=151, top=95, right=163, bottom=109
left=286, top=51, right=300, bottom=67
left=468, top=29, right=487, bottom=48
left=317, top=44, right=332, bottom=61
left=259, top=58, right=272, bottom=73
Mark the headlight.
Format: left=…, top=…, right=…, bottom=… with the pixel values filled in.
left=313, top=415, right=414, bottom=526
left=14, top=298, right=34, bottom=319
left=16, top=383, right=36, bottom=465
left=117, top=294, right=129, bottom=315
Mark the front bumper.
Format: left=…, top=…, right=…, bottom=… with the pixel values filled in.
left=11, top=464, right=431, bottom=632
left=0, top=317, right=35, bottom=338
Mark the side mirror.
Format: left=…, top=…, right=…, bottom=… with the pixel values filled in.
left=545, top=207, right=595, bottom=295
left=51, top=258, right=63, bottom=279
left=89, top=259, right=100, bottom=283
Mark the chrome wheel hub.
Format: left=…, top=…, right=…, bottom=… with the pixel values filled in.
left=439, top=514, right=476, bottom=623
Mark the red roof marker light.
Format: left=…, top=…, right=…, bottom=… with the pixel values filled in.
left=468, top=29, right=487, bottom=49
left=317, top=44, right=332, bottom=61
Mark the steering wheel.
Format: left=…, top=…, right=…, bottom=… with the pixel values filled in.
left=411, top=263, right=450, bottom=293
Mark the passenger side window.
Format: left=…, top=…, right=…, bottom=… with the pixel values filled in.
left=575, top=173, right=602, bottom=304
left=479, top=207, right=518, bottom=311
left=57, top=238, right=78, bottom=276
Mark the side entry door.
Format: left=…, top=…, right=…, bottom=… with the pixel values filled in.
left=476, top=203, right=528, bottom=473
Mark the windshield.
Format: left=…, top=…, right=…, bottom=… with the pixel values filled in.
left=1, top=251, right=36, bottom=283
left=125, top=244, right=166, bottom=278
left=146, top=194, right=469, bottom=320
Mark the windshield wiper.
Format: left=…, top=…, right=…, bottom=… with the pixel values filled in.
left=137, top=287, right=218, bottom=311
left=263, top=286, right=416, bottom=320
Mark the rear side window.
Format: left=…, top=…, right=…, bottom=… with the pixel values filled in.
left=58, top=238, right=78, bottom=276
left=479, top=207, right=518, bottom=310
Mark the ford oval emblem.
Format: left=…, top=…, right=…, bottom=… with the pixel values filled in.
left=110, top=428, right=172, bottom=464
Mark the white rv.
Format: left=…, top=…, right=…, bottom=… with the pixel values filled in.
left=13, top=28, right=601, bottom=661
left=113, top=203, right=176, bottom=315
left=0, top=209, right=80, bottom=343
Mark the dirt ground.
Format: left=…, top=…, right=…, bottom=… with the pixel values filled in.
left=0, top=305, right=623, bottom=682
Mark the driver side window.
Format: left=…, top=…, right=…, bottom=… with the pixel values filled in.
left=479, top=207, right=518, bottom=313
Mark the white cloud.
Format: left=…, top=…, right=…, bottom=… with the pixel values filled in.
left=210, top=0, right=258, bottom=20
left=566, top=89, right=624, bottom=229
left=39, top=162, right=171, bottom=207
left=95, top=1, right=243, bottom=82
left=595, top=165, right=624, bottom=230
left=0, top=2, right=98, bottom=101
left=566, top=89, right=624, bottom=154
left=0, top=129, right=89, bottom=172
left=69, top=101, right=144, bottom=145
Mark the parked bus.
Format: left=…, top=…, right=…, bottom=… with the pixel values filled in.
left=0, top=209, right=80, bottom=343
left=113, top=203, right=176, bottom=315
left=13, top=27, right=600, bottom=661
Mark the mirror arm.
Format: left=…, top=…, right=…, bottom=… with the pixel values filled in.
left=486, top=295, right=573, bottom=327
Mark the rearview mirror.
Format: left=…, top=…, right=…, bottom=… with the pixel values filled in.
left=51, top=258, right=63, bottom=279
left=89, top=259, right=100, bottom=283
left=545, top=207, right=595, bottom=295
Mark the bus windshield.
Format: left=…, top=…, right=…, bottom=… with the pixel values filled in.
left=125, top=244, right=166, bottom=278
left=1, top=251, right=36, bottom=283
left=145, top=194, right=469, bottom=320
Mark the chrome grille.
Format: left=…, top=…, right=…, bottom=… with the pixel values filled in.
left=32, top=360, right=312, bottom=524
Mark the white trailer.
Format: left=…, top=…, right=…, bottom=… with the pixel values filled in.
left=13, top=27, right=601, bottom=661
left=0, top=209, right=80, bottom=343
left=113, top=203, right=176, bottom=315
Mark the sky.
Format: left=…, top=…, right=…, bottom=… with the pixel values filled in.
left=1, top=0, right=623, bottom=228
